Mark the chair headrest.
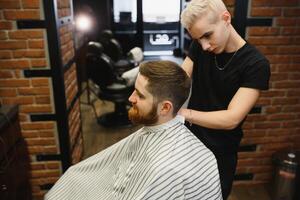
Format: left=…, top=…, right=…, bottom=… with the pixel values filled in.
left=128, top=47, right=143, bottom=63
left=87, top=41, right=103, bottom=55
left=100, top=30, right=113, bottom=43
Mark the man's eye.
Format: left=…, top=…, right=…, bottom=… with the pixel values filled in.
left=136, top=92, right=143, bottom=98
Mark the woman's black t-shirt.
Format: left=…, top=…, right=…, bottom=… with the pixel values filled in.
left=187, top=40, right=270, bottom=155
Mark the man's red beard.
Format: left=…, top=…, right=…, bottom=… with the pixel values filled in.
left=128, top=104, right=158, bottom=125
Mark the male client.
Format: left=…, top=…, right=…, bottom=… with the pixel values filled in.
left=45, top=60, right=222, bottom=200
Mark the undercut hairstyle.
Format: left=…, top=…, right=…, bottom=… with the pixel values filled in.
left=139, top=60, right=191, bottom=116
left=181, top=0, right=227, bottom=30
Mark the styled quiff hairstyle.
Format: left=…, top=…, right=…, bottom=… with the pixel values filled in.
left=181, top=0, right=227, bottom=30
left=139, top=60, right=191, bottom=116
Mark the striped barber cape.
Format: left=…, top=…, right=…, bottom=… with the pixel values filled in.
left=45, top=116, right=222, bottom=200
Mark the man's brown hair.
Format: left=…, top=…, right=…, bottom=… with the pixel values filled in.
left=139, top=60, right=191, bottom=115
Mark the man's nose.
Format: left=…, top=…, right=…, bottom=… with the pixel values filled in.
left=200, top=40, right=211, bottom=51
left=128, top=93, right=135, bottom=103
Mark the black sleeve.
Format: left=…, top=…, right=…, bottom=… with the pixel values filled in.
left=241, top=58, right=271, bottom=90
left=187, top=40, right=201, bottom=63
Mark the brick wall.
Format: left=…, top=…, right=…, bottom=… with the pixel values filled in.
left=232, top=0, right=300, bottom=185
left=57, top=0, right=83, bottom=166
left=1, top=0, right=299, bottom=197
left=0, top=0, right=83, bottom=199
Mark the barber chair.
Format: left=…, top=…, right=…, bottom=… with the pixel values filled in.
left=86, top=41, right=133, bottom=127
left=99, top=30, right=137, bottom=75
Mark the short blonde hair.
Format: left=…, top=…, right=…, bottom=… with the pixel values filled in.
left=181, top=0, right=227, bottom=30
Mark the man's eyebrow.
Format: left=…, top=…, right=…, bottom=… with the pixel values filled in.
left=198, top=31, right=212, bottom=40
left=135, top=88, right=145, bottom=98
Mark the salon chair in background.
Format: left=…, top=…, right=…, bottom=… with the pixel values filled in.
left=86, top=41, right=133, bottom=127
left=99, top=30, right=138, bottom=75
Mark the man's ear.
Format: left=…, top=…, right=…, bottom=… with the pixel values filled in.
left=159, top=100, right=173, bottom=116
left=221, top=11, right=231, bottom=25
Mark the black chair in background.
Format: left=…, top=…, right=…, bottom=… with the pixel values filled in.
left=86, top=41, right=133, bottom=127
left=99, top=30, right=136, bottom=75
left=99, top=30, right=122, bottom=62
